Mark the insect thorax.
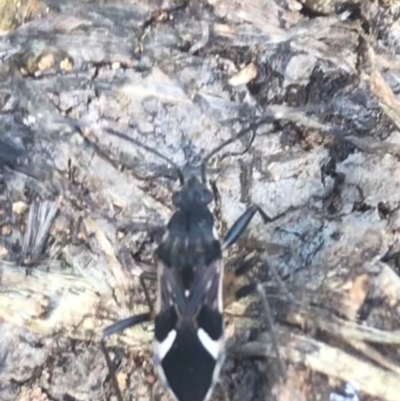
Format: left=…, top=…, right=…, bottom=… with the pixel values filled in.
left=156, top=205, right=222, bottom=288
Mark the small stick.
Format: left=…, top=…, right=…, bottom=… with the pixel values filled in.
left=256, top=283, right=286, bottom=380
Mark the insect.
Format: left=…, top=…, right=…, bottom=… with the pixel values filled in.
left=101, top=119, right=282, bottom=401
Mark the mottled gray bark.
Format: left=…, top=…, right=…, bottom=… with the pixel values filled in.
left=1, top=1, right=400, bottom=401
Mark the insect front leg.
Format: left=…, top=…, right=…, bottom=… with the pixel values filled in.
left=222, top=204, right=274, bottom=250
left=101, top=271, right=156, bottom=401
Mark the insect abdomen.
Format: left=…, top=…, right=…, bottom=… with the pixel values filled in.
left=154, top=308, right=225, bottom=401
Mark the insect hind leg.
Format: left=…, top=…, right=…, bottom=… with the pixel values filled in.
left=230, top=281, right=286, bottom=381
left=224, top=258, right=287, bottom=381
left=255, top=283, right=286, bottom=380
left=139, top=270, right=157, bottom=315
left=101, top=313, right=152, bottom=401
left=101, top=271, right=156, bottom=401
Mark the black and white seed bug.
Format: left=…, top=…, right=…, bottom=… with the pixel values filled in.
left=100, top=119, right=283, bottom=401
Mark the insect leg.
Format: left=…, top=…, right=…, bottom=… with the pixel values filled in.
left=223, top=255, right=259, bottom=306
left=222, top=204, right=273, bottom=250
left=233, top=282, right=257, bottom=300
left=101, top=313, right=152, bottom=401
left=230, top=281, right=286, bottom=380
left=233, top=255, right=260, bottom=278
left=255, top=283, right=286, bottom=380
left=139, top=271, right=157, bottom=315
left=101, top=271, right=156, bottom=401
left=103, top=313, right=153, bottom=338
left=225, top=256, right=286, bottom=381
left=210, top=179, right=222, bottom=220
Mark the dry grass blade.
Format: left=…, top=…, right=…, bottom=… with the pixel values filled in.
left=20, top=198, right=62, bottom=266
left=370, top=70, right=400, bottom=131
left=347, top=338, right=400, bottom=376
left=284, top=304, right=400, bottom=345
left=189, top=21, right=210, bottom=54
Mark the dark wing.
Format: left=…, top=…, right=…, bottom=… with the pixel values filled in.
left=157, top=261, right=187, bottom=315
left=187, top=259, right=223, bottom=316
left=156, top=259, right=224, bottom=319
left=154, top=260, right=225, bottom=401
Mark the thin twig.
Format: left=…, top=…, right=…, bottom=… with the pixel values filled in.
left=256, top=283, right=286, bottom=380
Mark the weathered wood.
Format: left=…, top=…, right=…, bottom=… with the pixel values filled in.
left=0, top=261, right=153, bottom=349
left=2, top=1, right=400, bottom=400
left=238, top=329, right=400, bottom=401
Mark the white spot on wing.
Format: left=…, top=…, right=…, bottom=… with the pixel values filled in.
left=202, top=327, right=226, bottom=401
left=154, top=329, right=177, bottom=360
left=212, top=226, right=219, bottom=240
left=330, top=382, right=360, bottom=401
left=197, top=328, right=223, bottom=360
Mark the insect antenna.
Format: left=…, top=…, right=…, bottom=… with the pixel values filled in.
left=106, top=128, right=184, bottom=185
left=107, top=116, right=271, bottom=185
left=202, top=116, right=271, bottom=165
left=198, top=116, right=271, bottom=183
